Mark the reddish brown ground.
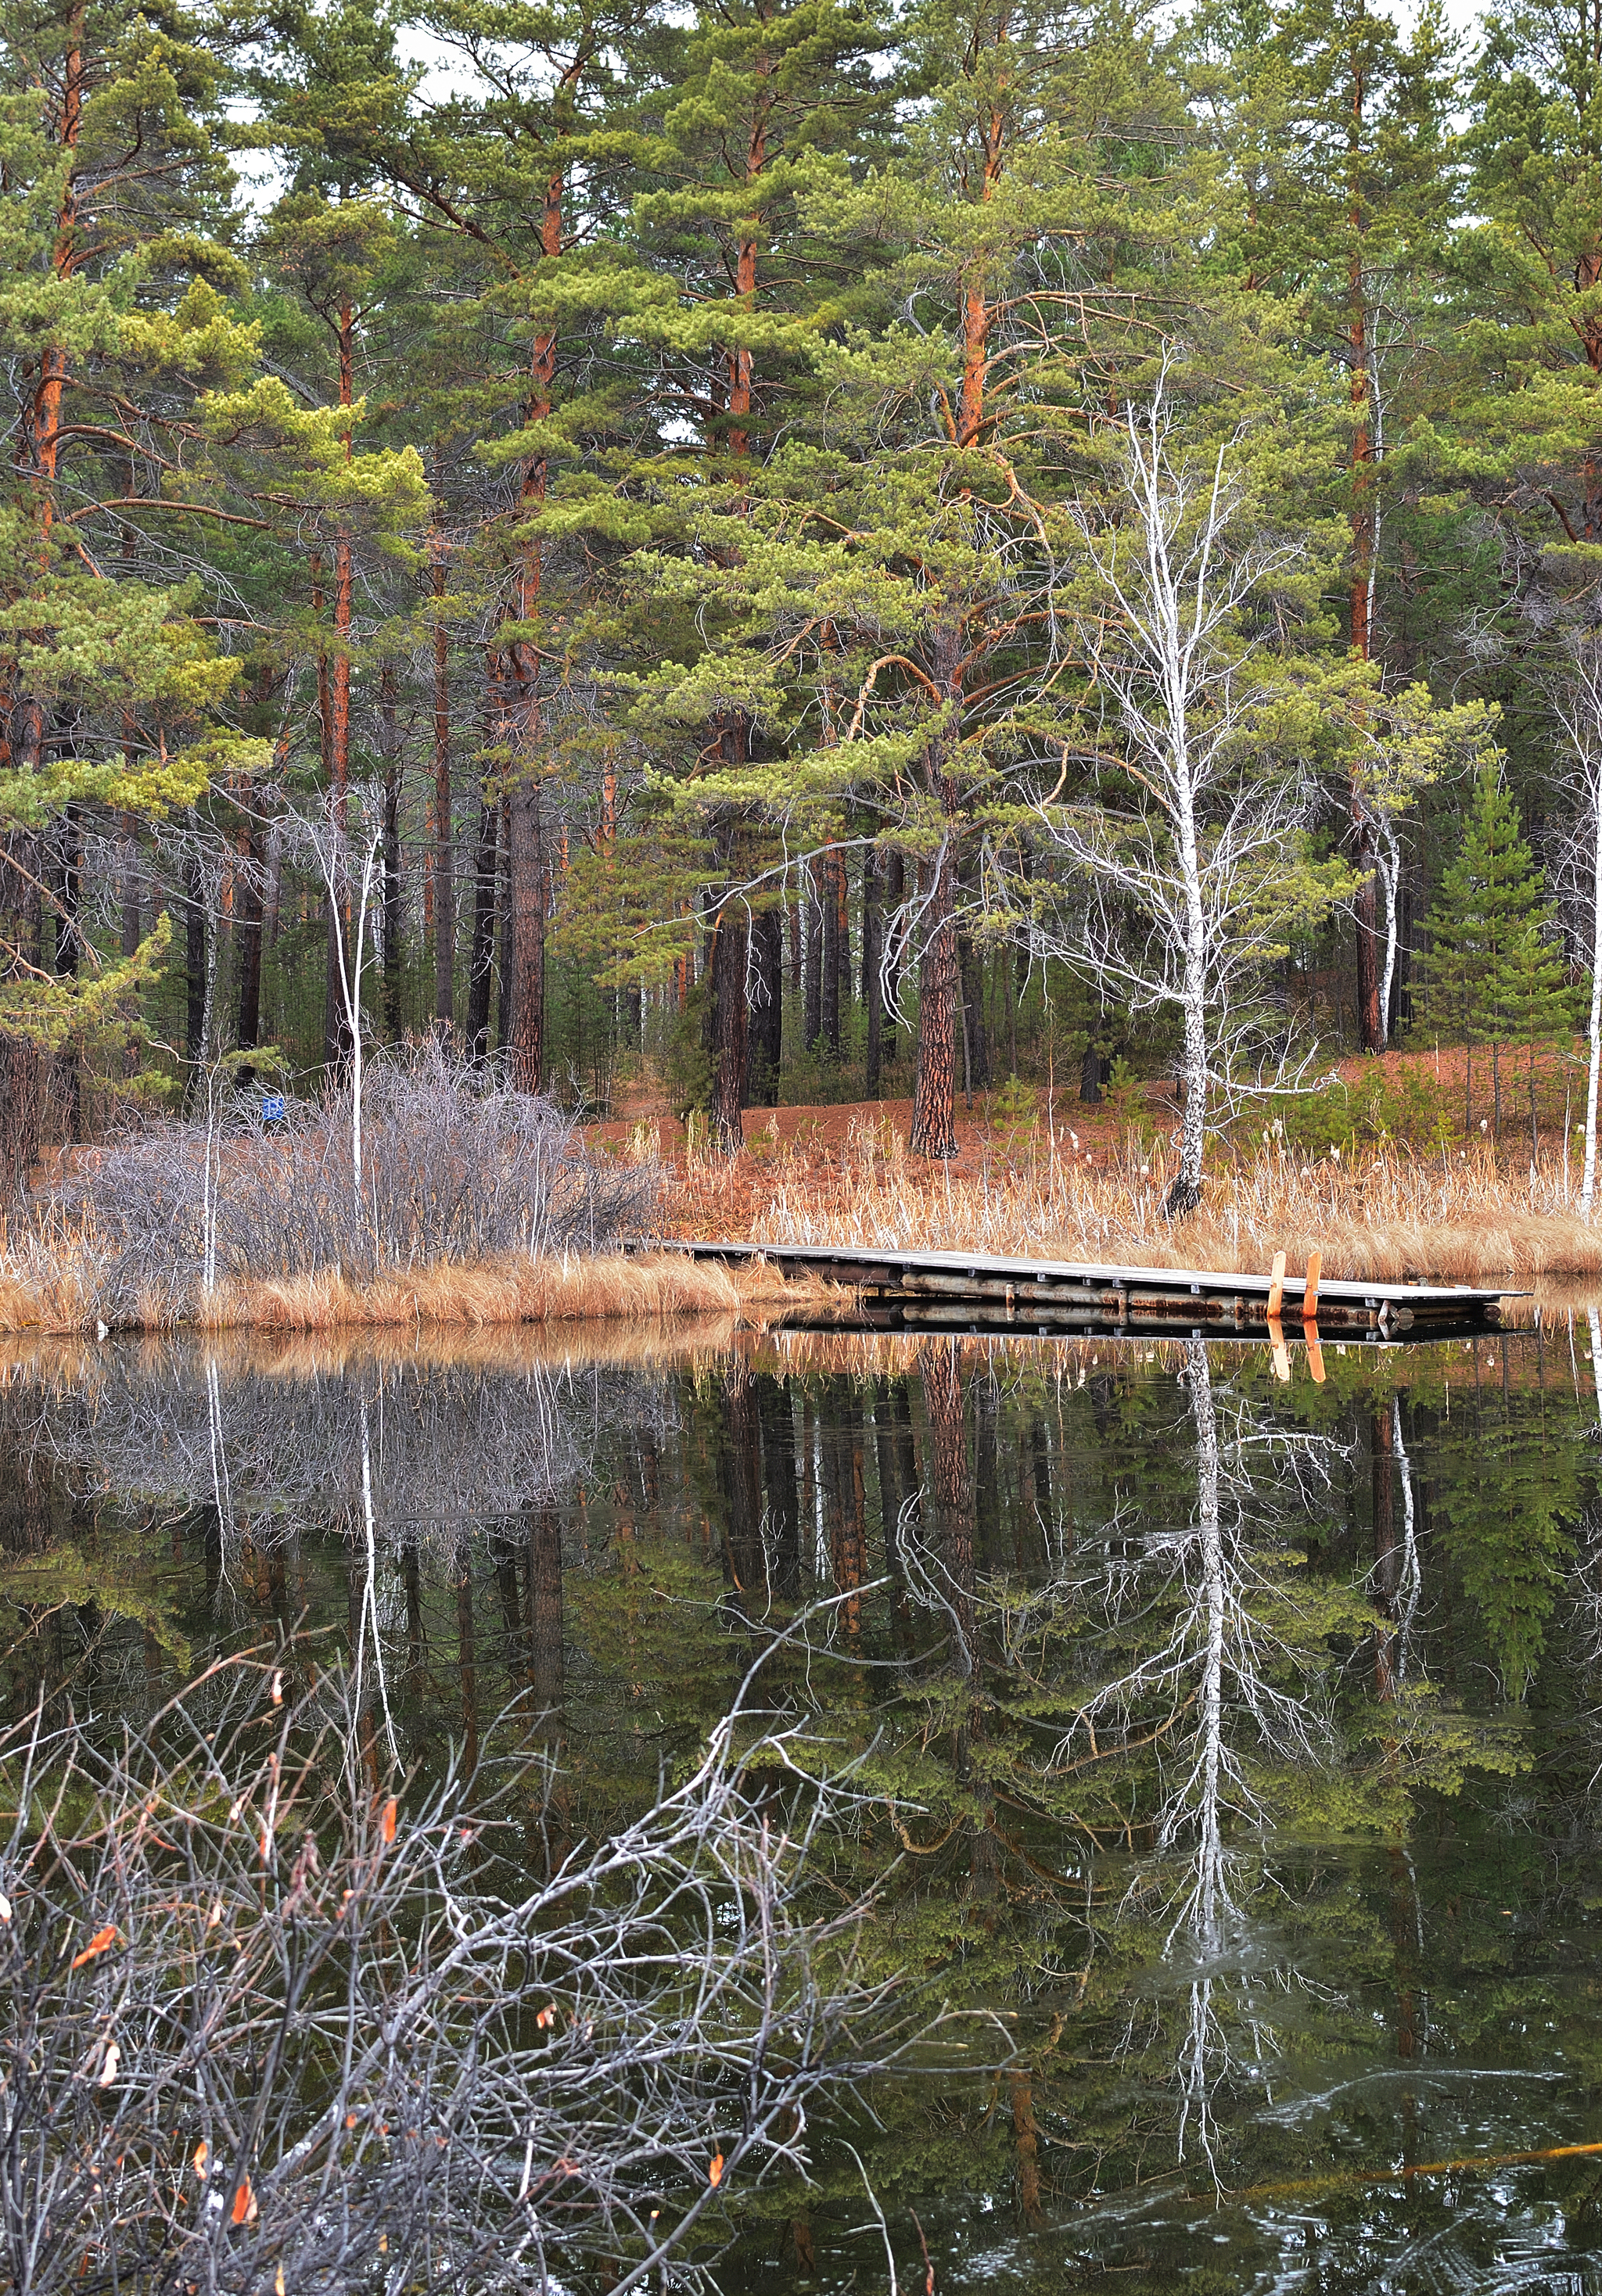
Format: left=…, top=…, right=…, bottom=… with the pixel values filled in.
left=583, top=1045, right=1592, bottom=1242
left=586, top=1048, right=1580, bottom=1160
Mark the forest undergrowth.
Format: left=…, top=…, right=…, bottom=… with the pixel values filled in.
left=8, top=1041, right=1602, bottom=1332
left=0, top=1048, right=828, bottom=1333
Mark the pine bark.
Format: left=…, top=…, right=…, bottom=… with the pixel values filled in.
left=505, top=777, right=544, bottom=1092
left=910, top=841, right=959, bottom=1157
left=803, top=859, right=823, bottom=1051
left=820, top=845, right=842, bottom=1057
left=707, top=885, right=749, bottom=1156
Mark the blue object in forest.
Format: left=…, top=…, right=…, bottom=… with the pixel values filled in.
left=261, top=1094, right=286, bottom=1125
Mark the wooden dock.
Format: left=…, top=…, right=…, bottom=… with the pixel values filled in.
left=677, top=1240, right=1516, bottom=1340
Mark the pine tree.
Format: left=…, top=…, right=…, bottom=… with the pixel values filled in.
left=604, top=0, right=893, bottom=1151
left=1419, top=766, right=1570, bottom=1143
left=0, top=0, right=275, bottom=1153
left=1504, top=899, right=1575, bottom=1156
left=1256, top=0, right=1462, bottom=1049
left=633, top=0, right=1240, bottom=1157
left=1466, top=0, right=1602, bottom=563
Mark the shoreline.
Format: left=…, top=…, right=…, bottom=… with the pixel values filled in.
left=12, top=1121, right=1602, bottom=1334
left=0, top=1250, right=837, bottom=1338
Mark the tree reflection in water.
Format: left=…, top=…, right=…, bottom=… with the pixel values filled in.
left=2, top=1323, right=1600, bottom=2291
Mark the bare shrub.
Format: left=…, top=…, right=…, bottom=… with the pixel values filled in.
left=9, top=1344, right=659, bottom=1549
left=0, top=1656, right=897, bottom=2296
left=48, top=1043, right=659, bottom=1325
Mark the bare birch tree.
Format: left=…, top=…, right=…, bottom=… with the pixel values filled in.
left=1040, top=378, right=1339, bottom=1214
left=1548, top=633, right=1602, bottom=1214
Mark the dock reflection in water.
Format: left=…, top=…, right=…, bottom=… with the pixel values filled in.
left=3, top=1317, right=1601, bottom=2294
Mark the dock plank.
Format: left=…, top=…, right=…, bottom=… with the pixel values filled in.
left=671, top=1239, right=1517, bottom=1332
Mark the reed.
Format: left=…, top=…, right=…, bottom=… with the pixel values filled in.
left=199, top=1250, right=828, bottom=1331
left=666, top=1118, right=1602, bottom=1286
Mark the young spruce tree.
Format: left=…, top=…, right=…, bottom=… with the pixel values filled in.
left=1420, top=766, right=1571, bottom=1143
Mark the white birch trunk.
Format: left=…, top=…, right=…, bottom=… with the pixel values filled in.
left=1582, top=791, right=1602, bottom=1218
left=1173, top=811, right=1210, bottom=1214
left=1374, top=813, right=1403, bottom=1056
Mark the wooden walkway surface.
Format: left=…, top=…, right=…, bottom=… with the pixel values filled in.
left=677, top=1239, right=1515, bottom=1340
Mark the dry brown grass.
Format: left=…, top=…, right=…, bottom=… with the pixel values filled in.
left=666, top=1119, right=1602, bottom=1287
left=0, top=1246, right=839, bottom=1337
left=0, top=1229, right=102, bottom=1336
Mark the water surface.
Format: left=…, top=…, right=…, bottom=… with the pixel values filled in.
left=5, top=1318, right=1600, bottom=2295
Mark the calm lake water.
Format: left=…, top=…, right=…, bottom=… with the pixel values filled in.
left=6, top=1317, right=1602, bottom=2295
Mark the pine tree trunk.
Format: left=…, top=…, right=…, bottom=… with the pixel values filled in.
left=1080, top=1003, right=1110, bottom=1103
left=803, top=859, right=823, bottom=1052
left=821, top=845, right=841, bottom=1058
left=1356, top=863, right=1382, bottom=1052
left=708, top=891, right=749, bottom=1157
left=0, top=1037, right=44, bottom=1200
left=910, top=844, right=959, bottom=1157
left=505, top=777, right=544, bottom=1093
